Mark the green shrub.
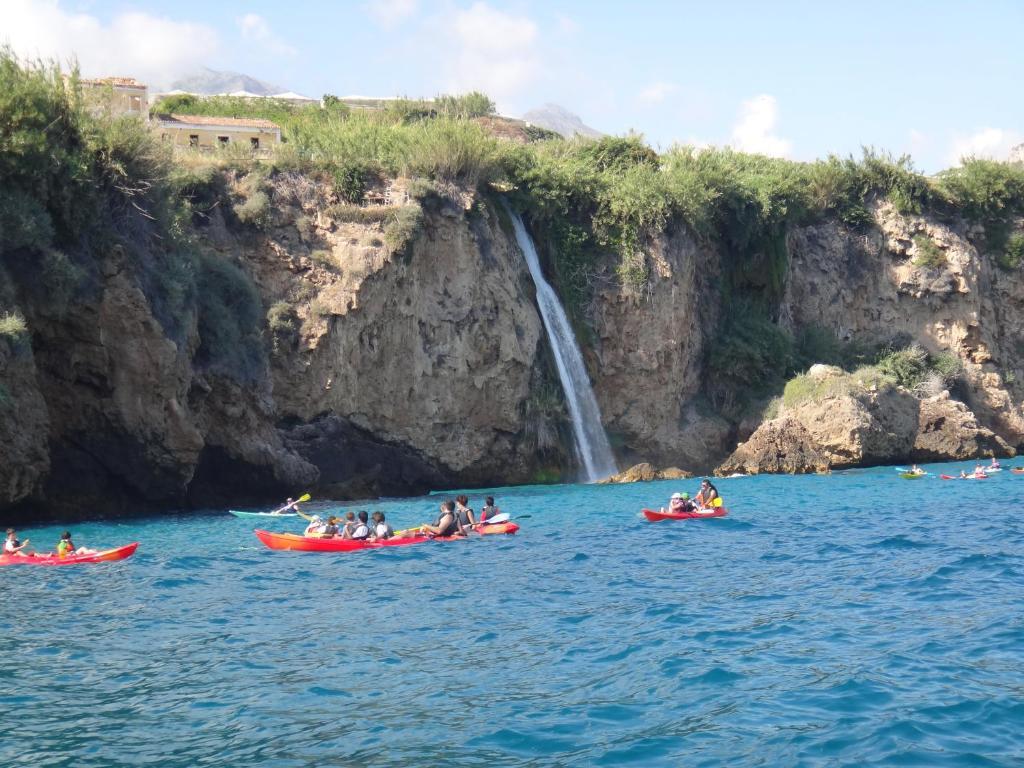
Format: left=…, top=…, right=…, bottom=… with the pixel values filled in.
left=876, top=344, right=929, bottom=388
left=912, top=234, right=946, bottom=268
left=522, top=383, right=567, bottom=454
left=782, top=371, right=847, bottom=408
left=325, top=203, right=393, bottom=224
left=706, top=303, right=794, bottom=410
left=383, top=205, right=423, bottom=253
left=266, top=300, right=298, bottom=354
left=929, top=351, right=963, bottom=385
left=997, top=232, right=1024, bottom=270
left=40, top=248, right=85, bottom=313
left=309, top=249, right=338, bottom=270
left=194, top=254, right=264, bottom=379
left=0, top=311, right=27, bottom=338
left=234, top=190, right=271, bottom=229
left=435, top=91, right=496, bottom=119
left=937, top=158, right=1024, bottom=223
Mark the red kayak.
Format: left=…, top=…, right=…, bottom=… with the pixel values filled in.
left=0, top=542, right=139, bottom=566
left=643, top=508, right=728, bottom=522
left=939, top=474, right=988, bottom=480
left=475, top=522, right=519, bottom=535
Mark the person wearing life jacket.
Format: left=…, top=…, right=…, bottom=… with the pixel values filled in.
left=909, top=464, right=925, bottom=476
left=694, top=479, right=720, bottom=509
left=989, top=457, right=1001, bottom=470
left=4, top=528, right=32, bottom=557
left=349, top=511, right=371, bottom=540
left=318, top=517, right=340, bottom=538
left=661, top=492, right=695, bottom=515
left=454, top=495, right=476, bottom=530
left=479, top=496, right=501, bottom=524
left=370, top=511, right=393, bottom=540
left=57, top=531, right=96, bottom=557
left=420, top=500, right=464, bottom=537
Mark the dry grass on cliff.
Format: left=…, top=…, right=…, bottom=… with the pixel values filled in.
left=0, top=312, right=27, bottom=338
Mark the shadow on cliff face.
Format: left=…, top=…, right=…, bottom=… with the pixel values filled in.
left=185, top=416, right=452, bottom=509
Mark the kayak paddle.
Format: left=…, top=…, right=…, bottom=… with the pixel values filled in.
left=272, top=493, right=311, bottom=514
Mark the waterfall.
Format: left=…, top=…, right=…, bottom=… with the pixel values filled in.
left=506, top=206, right=618, bottom=482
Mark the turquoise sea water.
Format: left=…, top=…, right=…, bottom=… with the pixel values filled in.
left=2, top=462, right=1023, bottom=766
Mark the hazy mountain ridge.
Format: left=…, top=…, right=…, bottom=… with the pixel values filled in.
left=523, top=103, right=603, bottom=139
left=169, top=67, right=283, bottom=95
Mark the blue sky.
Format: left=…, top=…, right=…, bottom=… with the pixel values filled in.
left=6, top=0, right=1023, bottom=170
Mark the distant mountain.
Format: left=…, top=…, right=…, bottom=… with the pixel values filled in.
left=169, top=67, right=284, bottom=96
left=522, top=103, right=603, bottom=139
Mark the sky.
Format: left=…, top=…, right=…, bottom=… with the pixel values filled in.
left=4, top=0, right=1023, bottom=172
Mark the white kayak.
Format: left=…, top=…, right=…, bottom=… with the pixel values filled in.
left=228, top=509, right=298, bottom=519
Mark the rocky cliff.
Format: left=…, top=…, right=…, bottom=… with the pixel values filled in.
left=4, top=170, right=1024, bottom=522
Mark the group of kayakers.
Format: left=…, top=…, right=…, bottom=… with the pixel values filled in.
left=661, top=478, right=721, bottom=515
left=292, top=495, right=503, bottom=541
left=961, top=457, right=1001, bottom=479
left=4, top=528, right=94, bottom=559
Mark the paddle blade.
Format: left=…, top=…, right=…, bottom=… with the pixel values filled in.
left=482, top=512, right=510, bottom=525
left=297, top=493, right=311, bottom=503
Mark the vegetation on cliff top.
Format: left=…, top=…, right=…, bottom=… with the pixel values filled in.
left=5, top=52, right=1024, bottom=395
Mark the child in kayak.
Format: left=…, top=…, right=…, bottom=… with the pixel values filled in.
left=4, top=529, right=32, bottom=557
left=661, top=492, right=695, bottom=515
left=455, top=495, right=476, bottom=529
left=57, top=531, right=96, bottom=557
left=319, top=517, right=340, bottom=538
left=420, top=500, right=464, bottom=537
left=479, top=496, right=501, bottom=524
left=370, top=511, right=393, bottom=540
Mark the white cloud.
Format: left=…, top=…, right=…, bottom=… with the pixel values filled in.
left=729, top=94, right=792, bottom=157
left=946, top=128, right=1023, bottom=165
left=237, top=13, right=296, bottom=57
left=556, top=14, right=578, bottom=35
left=446, top=2, right=540, bottom=108
left=2, top=0, right=218, bottom=88
left=637, top=81, right=677, bottom=106
left=366, top=0, right=419, bottom=28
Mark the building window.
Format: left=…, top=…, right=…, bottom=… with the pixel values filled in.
left=218, top=136, right=230, bottom=145
left=189, top=134, right=199, bottom=147
left=250, top=137, right=260, bottom=150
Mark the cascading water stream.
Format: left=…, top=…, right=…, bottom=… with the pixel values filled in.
left=506, top=205, right=618, bottom=482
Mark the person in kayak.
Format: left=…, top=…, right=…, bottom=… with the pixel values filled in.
left=909, top=464, right=925, bottom=476
left=454, top=495, right=476, bottom=530
left=274, top=497, right=297, bottom=516
left=370, top=511, right=393, bottom=540
left=989, top=457, right=1001, bottom=470
left=57, top=531, right=96, bottom=557
left=973, top=464, right=988, bottom=478
left=420, top=500, right=464, bottom=537
left=479, top=496, right=501, bottom=524
left=4, top=528, right=32, bottom=557
left=319, top=516, right=340, bottom=538
left=300, top=514, right=325, bottom=537
left=349, top=511, right=371, bottom=540
left=694, top=479, right=720, bottom=509
left=661, top=492, right=695, bottom=515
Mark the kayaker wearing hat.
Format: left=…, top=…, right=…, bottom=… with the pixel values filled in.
left=661, top=492, right=695, bottom=515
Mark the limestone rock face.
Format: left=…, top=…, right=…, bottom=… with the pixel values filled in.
left=717, top=418, right=829, bottom=475
left=912, top=392, right=1012, bottom=460
left=589, top=230, right=729, bottom=470
left=792, top=388, right=920, bottom=468
left=597, top=462, right=692, bottom=484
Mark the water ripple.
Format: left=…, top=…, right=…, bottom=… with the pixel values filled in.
left=1, top=464, right=1022, bottom=765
